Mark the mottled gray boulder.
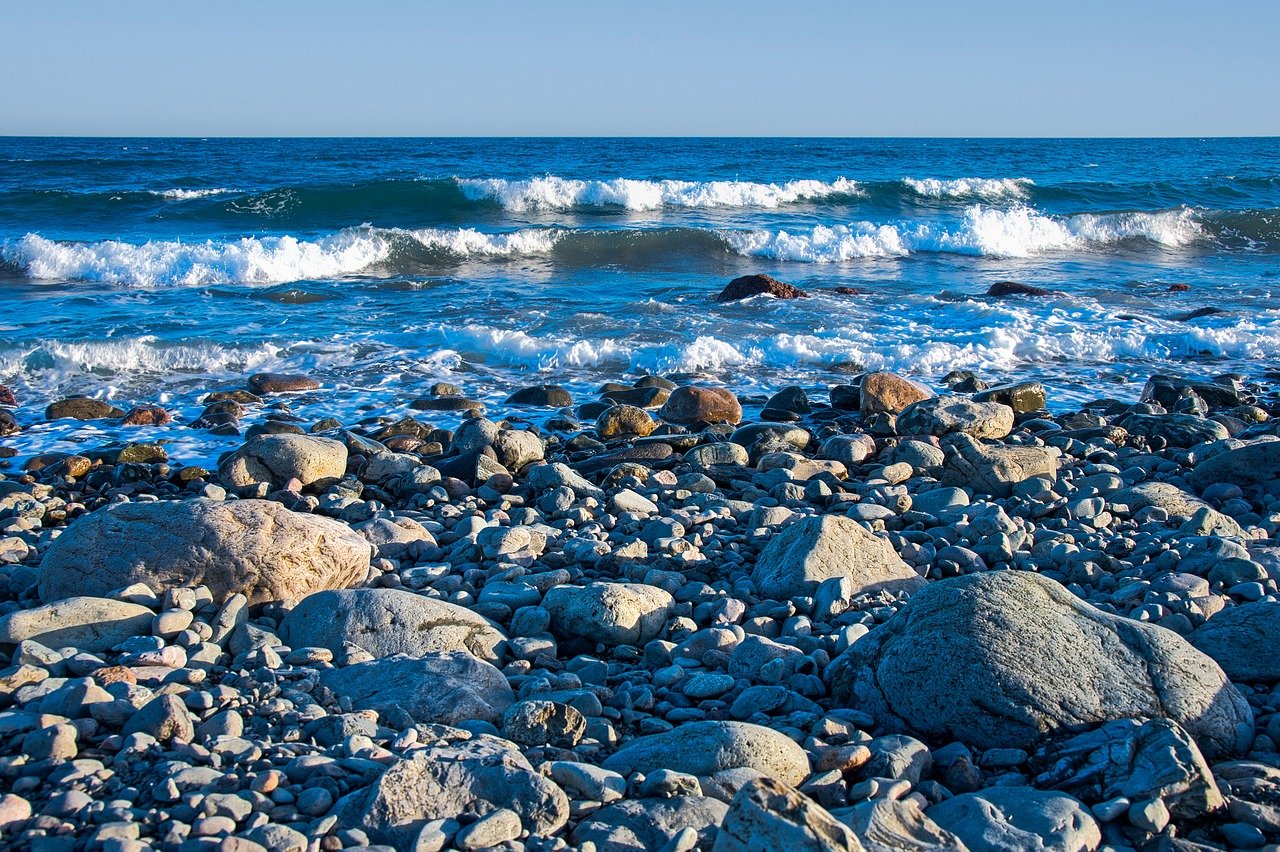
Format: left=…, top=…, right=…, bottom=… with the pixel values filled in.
left=898, top=397, right=1015, bottom=440
left=926, top=788, right=1100, bottom=852
left=317, top=652, right=513, bottom=725
left=45, top=397, right=124, bottom=421
left=1122, top=413, right=1229, bottom=448
left=39, top=499, right=370, bottom=605
left=603, top=721, right=810, bottom=786
left=543, top=582, right=673, bottom=647
left=940, top=433, right=1060, bottom=497
left=0, top=597, right=152, bottom=652
left=281, top=588, right=505, bottom=662
left=826, top=571, right=1253, bottom=758
left=493, top=428, right=545, bottom=471
left=575, top=796, right=729, bottom=852
left=1190, top=439, right=1280, bottom=490
left=346, top=738, right=568, bottom=847
left=713, top=778, right=864, bottom=852
left=1112, top=481, right=1245, bottom=538
left=1191, top=602, right=1280, bottom=682
left=1033, top=718, right=1223, bottom=819
left=839, top=798, right=968, bottom=852
left=219, top=433, right=347, bottom=490
left=752, top=514, right=922, bottom=600
left=352, top=516, right=436, bottom=561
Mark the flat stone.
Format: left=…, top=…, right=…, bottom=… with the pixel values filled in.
left=0, top=597, right=153, bottom=652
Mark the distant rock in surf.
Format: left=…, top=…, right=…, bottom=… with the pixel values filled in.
left=716, top=274, right=809, bottom=302
left=985, top=281, right=1054, bottom=298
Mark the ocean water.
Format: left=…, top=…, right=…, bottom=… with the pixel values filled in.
left=2, top=137, right=1279, bottom=462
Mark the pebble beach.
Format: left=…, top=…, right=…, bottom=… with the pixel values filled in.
left=3, top=269, right=1280, bottom=851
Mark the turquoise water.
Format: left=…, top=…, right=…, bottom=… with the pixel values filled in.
left=1, top=137, right=1278, bottom=460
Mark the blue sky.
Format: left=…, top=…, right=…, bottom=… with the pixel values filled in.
left=4, top=0, right=1278, bottom=136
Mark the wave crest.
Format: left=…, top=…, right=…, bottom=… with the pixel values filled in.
left=457, top=176, right=862, bottom=211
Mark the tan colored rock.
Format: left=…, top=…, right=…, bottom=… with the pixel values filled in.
left=860, top=372, right=933, bottom=417
left=219, top=433, right=347, bottom=490
left=658, top=386, right=743, bottom=425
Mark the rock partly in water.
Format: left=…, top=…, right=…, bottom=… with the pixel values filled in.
left=45, top=397, right=124, bottom=421
left=751, top=514, right=924, bottom=600
left=986, top=281, right=1054, bottom=298
left=39, top=498, right=370, bottom=605
left=717, top=274, right=809, bottom=302
left=826, top=571, right=1254, bottom=759
left=248, top=373, right=320, bottom=394
left=506, top=385, right=573, bottom=407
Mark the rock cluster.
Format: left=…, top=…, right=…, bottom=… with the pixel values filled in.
left=1, top=367, right=1279, bottom=850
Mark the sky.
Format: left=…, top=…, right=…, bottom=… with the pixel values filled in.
left=3, top=0, right=1278, bottom=137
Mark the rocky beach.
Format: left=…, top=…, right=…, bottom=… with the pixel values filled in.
left=2, top=296, right=1280, bottom=852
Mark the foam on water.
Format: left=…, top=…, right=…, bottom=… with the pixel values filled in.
left=902, top=177, right=1034, bottom=200
left=457, top=176, right=862, bottom=211
left=151, top=188, right=234, bottom=200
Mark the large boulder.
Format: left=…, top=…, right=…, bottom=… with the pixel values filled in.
left=603, top=721, right=810, bottom=786
left=45, top=397, right=124, bottom=421
left=543, top=582, right=673, bottom=647
left=826, top=571, right=1253, bottom=758
left=576, top=797, right=729, bottom=852
left=925, top=788, right=1100, bottom=852
left=344, top=739, right=568, bottom=847
left=898, top=397, right=1015, bottom=440
left=318, top=652, right=513, bottom=725
left=39, top=499, right=370, bottom=605
left=839, top=798, right=967, bottom=852
left=659, top=386, right=743, bottom=425
left=859, top=372, right=932, bottom=417
left=1190, top=602, right=1280, bottom=682
left=1122, top=413, right=1229, bottom=448
left=940, top=433, right=1060, bottom=497
left=248, top=373, right=320, bottom=394
left=219, top=434, right=347, bottom=490
left=716, top=274, right=809, bottom=302
left=714, top=778, right=863, bottom=852
left=751, top=515, right=923, bottom=600
left=281, top=588, right=506, bottom=662
left=0, top=597, right=152, bottom=652
left=1190, top=440, right=1280, bottom=490
left=1111, top=481, right=1246, bottom=538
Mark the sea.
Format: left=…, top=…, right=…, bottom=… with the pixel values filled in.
left=1, top=137, right=1278, bottom=463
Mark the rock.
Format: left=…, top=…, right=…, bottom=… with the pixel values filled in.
left=347, top=739, right=568, bottom=846
left=493, top=429, right=545, bottom=470
left=1111, top=482, right=1245, bottom=538
left=713, top=777, right=863, bottom=852
left=121, top=405, right=173, bottom=426
left=39, top=498, right=370, bottom=605
left=219, top=434, right=347, bottom=490
left=766, top=386, right=812, bottom=415
left=0, top=596, right=153, bottom=652
left=826, top=571, right=1253, bottom=759
left=45, top=397, right=125, bottom=421
left=751, top=514, right=923, bottom=600
left=659, top=387, right=743, bottom=425
left=685, top=442, right=751, bottom=470
left=543, top=582, right=673, bottom=647
left=247, top=373, right=320, bottom=394
left=986, top=281, right=1053, bottom=298
left=840, top=798, right=967, bottom=852
left=1121, top=413, right=1228, bottom=448
left=411, top=396, right=484, bottom=413
left=506, top=385, right=573, bottom=407
left=354, top=516, right=436, bottom=560
left=898, top=397, right=1015, bottom=440
left=819, top=434, right=877, bottom=467
left=1033, top=718, right=1224, bottom=819
left=0, top=793, right=32, bottom=828
left=456, top=808, right=522, bottom=850
left=502, top=699, right=586, bottom=747
left=0, top=410, right=18, bottom=437
left=317, top=652, right=513, bottom=725
left=1190, top=602, right=1280, bottom=681
left=0, top=385, right=14, bottom=407
left=603, top=720, right=810, bottom=786
left=576, top=797, right=729, bottom=852
left=597, top=404, right=656, bottom=439
left=973, top=382, right=1046, bottom=414
left=926, top=788, right=1100, bottom=852
left=281, top=588, right=506, bottom=662
left=860, top=372, right=933, bottom=416
left=940, top=433, right=1060, bottom=497
left=244, top=824, right=307, bottom=852
left=1141, top=375, right=1244, bottom=410
left=603, top=386, right=671, bottom=409
left=1189, top=440, right=1280, bottom=490
left=123, top=694, right=195, bottom=743
left=717, top=274, right=809, bottom=302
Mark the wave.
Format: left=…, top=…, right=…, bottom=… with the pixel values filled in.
left=727, top=206, right=1206, bottom=261
left=902, top=177, right=1034, bottom=201
left=456, top=176, right=864, bottom=211
left=0, top=337, right=286, bottom=383
left=152, top=188, right=234, bottom=200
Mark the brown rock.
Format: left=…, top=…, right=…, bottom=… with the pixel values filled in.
left=658, top=387, right=743, bottom=425
left=860, top=372, right=933, bottom=416
left=93, top=665, right=138, bottom=686
left=986, top=281, right=1053, bottom=298
left=1168, top=283, right=1192, bottom=292
left=717, top=274, right=810, bottom=302
left=121, top=405, right=173, bottom=426
left=45, top=397, right=125, bottom=421
left=596, top=405, right=656, bottom=439
left=0, top=410, right=21, bottom=437
left=0, top=385, right=15, bottom=407
left=248, top=373, right=320, bottom=394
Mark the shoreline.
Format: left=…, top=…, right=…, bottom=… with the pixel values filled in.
left=1, top=364, right=1279, bottom=849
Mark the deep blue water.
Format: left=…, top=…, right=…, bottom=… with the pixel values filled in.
left=1, top=137, right=1279, bottom=461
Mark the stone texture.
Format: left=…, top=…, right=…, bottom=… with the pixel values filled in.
left=1190, top=440, right=1280, bottom=490
left=898, top=397, right=1015, bottom=440
left=219, top=434, right=347, bottom=490
left=751, top=514, right=923, bottom=600
left=318, top=652, right=513, bottom=725
left=717, top=274, right=809, bottom=302
left=826, top=571, right=1253, bottom=759
left=39, top=498, right=370, bottom=605
left=603, top=721, right=810, bottom=786
left=576, top=797, right=729, bottom=852
left=1190, top=602, right=1280, bottom=682
left=940, top=433, right=1061, bottom=497
left=543, top=582, right=673, bottom=647
left=247, top=373, right=320, bottom=394
left=45, top=397, right=124, bottom=421
left=926, top=788, right=1100, bottom=852
left=839, top=798, right=967, bottom=852
left=713, top=777, right=864, bottom=852
left=659, top=386, right=743, bottom=425
left=0, top=596, right=153, bottom=652
left=860, top=372, right=933, bottom=417
left=281, top=588, right=506, bottom=662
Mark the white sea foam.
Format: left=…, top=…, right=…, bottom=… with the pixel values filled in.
left=457, top=176, right=862, bottom=211
left=151, top=188, right=233, bottom=200
left=0, top=337, right=286, bottom=385
left=727, top=206, right=1204, bottom=261
left=2, top=227, right=562, bottom=286
left=902, top=177, right=1034, bottom=200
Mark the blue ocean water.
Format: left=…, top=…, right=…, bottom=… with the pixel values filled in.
left=2, top=137, right=1279, bottom=460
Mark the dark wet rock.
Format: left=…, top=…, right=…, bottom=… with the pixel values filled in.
left=658, top=386, right=743, bottom=425
left=766, top=386, right=813, bottom=415
left=826, top=571, right=1253, bottom=759
left=0, top=384, right=14, bottom=407
left=596, top=404, right=656, bottom=439
left=717, top=273, right=810, bottom=302
left=120, top=404, right=173, bottom=426
left=410, top=397, right=485, bottom=413
left=45, top=397, right=124, bottom=421
left=1121, top=413, right=1229, bottom=448
left=986, top=281, right=1054, bottom=297
left=506, top=384, right=573, bottom=407
left=973, top=382, right=1047, bottom=414
left=1175, top=306, right=1230, bottom=322
left=0, top=410, right=19, bottom=437
left=248, top=372, right=320, bottom=394
left=602, top=386, right=670, bottom=408
left=829, top=384, right=860, bottom=410
left=1140, top=375, right=1245, bottom=409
